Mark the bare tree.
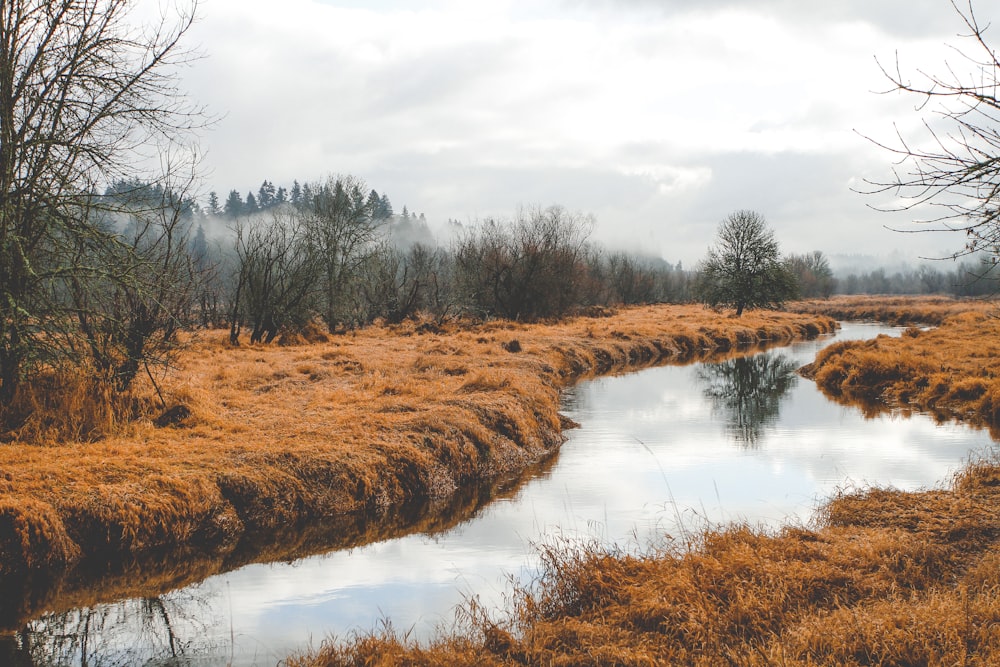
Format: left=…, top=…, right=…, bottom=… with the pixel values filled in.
left=229, top=209, right=320, bottom=345
left=785, top=250, right=836, bottom=298
left=865, top=0, right=1000, bottom=268
left=302, top=175, right=383, bottom=332
left=67, top=171, right=207, bottom=395
left=0, top=0, right=205, bottom=407
left=454, top=206, right=592, bottom=320
left=357, top=242, right=453, bottom=324
left=604, top=251, right=660, bottom=305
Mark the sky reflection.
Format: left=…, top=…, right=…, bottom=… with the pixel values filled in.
left=19, top=322, right=997, bottom=666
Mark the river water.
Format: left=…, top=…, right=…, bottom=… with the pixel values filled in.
left=9, top=323, right=997, bottom=666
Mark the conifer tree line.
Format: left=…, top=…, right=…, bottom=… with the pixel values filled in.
left=205, top=180, right=401, bottom=221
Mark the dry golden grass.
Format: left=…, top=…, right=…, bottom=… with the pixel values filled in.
left=798, top=296, right=1000, bottom=433
left=790, top=294, right=996, bottom=326
left=0, top=304, right=834, bottom=628
left=283, top=296, right=1000, bottom=667
left=289, top=456, right=1000, bottom=667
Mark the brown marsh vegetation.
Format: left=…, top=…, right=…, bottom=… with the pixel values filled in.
left=284, top=295, right=1000, bottom=667
left=791, top=294, right=996, bottom=326
left=288, top=457, right=1000, bottom=666
left=796, top=296, right=1000, bottom=434
left=0, top=304, right=834, bottom=629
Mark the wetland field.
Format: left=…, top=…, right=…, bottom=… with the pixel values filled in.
left=4, top=297, right=1000, bottom=665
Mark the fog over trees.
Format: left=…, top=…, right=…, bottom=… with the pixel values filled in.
left=3, top=0, right=999, bottom=434
left=199, top=185, right=697, bottom=340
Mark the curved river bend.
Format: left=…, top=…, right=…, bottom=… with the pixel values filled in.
left=10, top=323, right=997, bottom=666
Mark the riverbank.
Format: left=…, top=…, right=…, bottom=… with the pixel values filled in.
left=0, top=305, right=835, bottom=629
left=290, top=455, right=1000, bottom=666
left=795, top=295, right=1000, bottom=435
left=790, top=294, right=993, bottom=326
left=287, top=296, right=1000, bottom=667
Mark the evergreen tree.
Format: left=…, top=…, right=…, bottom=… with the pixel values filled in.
left=379, top=194, right=393, bottom=219
left=785, top=251, right=836, bottom=298
left=245, top=191, right=259, bottom=213
left=258, top=180, right=276, bottom=209
left=223, top=189, right=244, bottom=218
left=207, top=191, right=220, bottom=215
left=367, top=189, right=382, bottom=218
left=290, top=180, right=303, bottom=207
left=275, top=186, right=287, bottom=205
left=190, top=224, right=209, bottom=271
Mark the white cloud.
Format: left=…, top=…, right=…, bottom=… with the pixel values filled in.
left=180, top=0, right=996, bottom=264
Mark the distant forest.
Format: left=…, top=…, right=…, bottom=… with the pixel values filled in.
left=147, top=175, right=997, bottom=343
left=834, top=262, right=997, bottom=298
left=185, top=176, right=996, bottom=340
left=189, top=177, right=696, bottom=339
left=170, top=176, right=996, bottom=343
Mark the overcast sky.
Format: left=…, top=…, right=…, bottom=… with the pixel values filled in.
left=180, top=0, right=996, bottom=267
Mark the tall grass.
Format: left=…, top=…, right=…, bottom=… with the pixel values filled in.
left=0, top=304, right=835, bottom=628
left=801, top=298, right=1000, bottom=434
left=0, top=366, right=155, bottom=444
left=289, top=452, right=1000, bottom=666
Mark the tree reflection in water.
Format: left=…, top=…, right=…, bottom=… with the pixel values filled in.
left=697, top=352, right=799, bottom=448
left=0, top=590, right=220, bottom=667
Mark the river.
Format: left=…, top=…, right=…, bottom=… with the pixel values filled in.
left=7, top=322, right=996, bottom=666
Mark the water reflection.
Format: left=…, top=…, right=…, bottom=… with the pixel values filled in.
left=2, top=454, right=561, bottom=666
left=10, top=322, right=998, bottom=666
left=2, top=593, right=219, bottom=667
left=697, top=354, right=799, bottom=447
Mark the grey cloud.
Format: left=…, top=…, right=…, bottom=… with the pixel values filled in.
left=663, top=149, right=958, bottom=263
left=366, top=153, right=659, bottom=217
left=565, top=0, right=973, bottom=38
left=185, top=0, right=972, bottom=268
left=366, top=40, right=517, bottom=111
left=358, top=145, right=928, bottom=265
